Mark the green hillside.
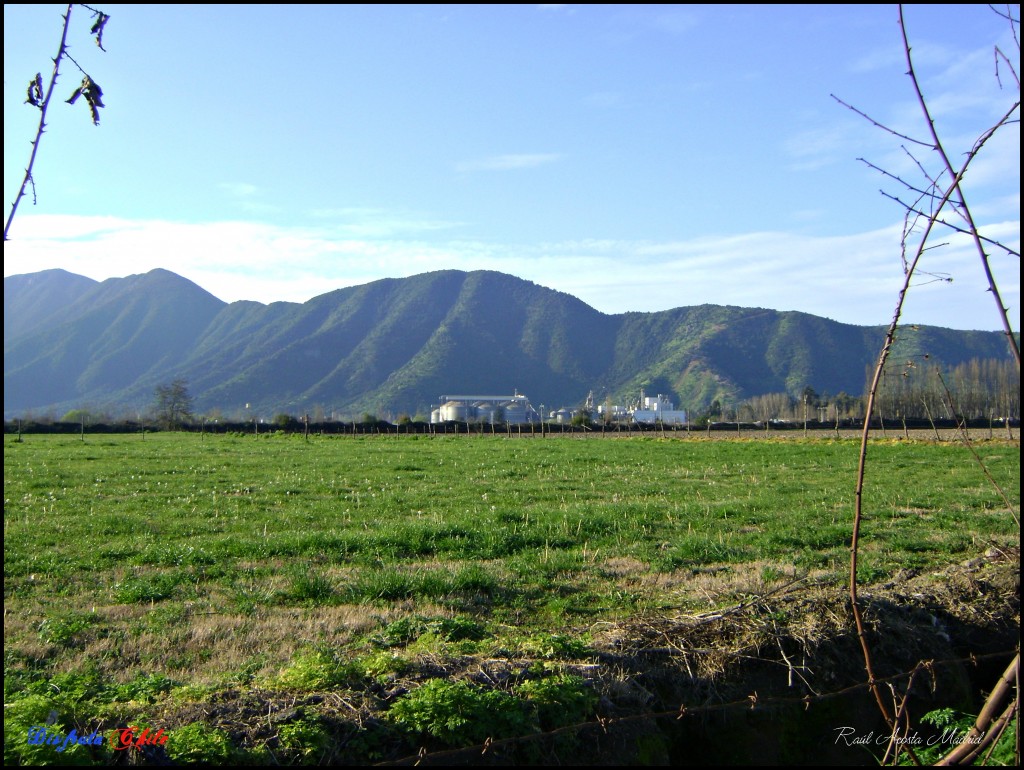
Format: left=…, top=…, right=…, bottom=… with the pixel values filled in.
left=3, top=268, right=1016, bottom=420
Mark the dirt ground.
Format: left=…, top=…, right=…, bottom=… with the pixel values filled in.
left=131, top=545, right=1019, bottom=766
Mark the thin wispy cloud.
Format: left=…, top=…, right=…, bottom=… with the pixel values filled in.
left=849, top=46, right=903, bottom=74
left=5, top=214, right=1015, bottom=331
left=218, top=182, right=282, bottom=216
left=3, top=6, right=1016, bottom=335
left=309, top=207, right=466, bottom=238
left=782, top=125, right=851, bottom=172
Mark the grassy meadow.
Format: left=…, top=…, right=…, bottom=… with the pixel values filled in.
left=3, top=431, right=1019, bottom=764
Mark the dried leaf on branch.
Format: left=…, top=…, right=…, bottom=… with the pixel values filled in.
left=66, top=75, right=105, bottom=125
left=25, top=73, right=44, bottom=107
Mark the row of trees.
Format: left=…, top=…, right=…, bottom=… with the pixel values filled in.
left=27, top=378, right=194, bottom=430
left=704, top=358, right=1018, bottom=425
left=13, top=357, right=1018, bottom=430
left=874, top=357, right=1019, bottom=423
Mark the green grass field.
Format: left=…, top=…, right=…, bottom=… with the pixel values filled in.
left=3, top=431, right=1019, bottom=764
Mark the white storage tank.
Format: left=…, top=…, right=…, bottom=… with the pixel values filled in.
left=441, top=401, right=469, bottom=422
left=476, top=403, right=499, bottom=423
left=504, top=400, right=528, bottom=423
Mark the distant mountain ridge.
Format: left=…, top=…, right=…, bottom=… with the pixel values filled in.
left=3, top=268, right=1014, bottom=420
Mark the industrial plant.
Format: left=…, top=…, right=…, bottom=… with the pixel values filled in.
left=430, top=390, right=687, bottom=426
left=430, top=393, right=541, bottom=425
left=605, top=391, right=688, bottom=425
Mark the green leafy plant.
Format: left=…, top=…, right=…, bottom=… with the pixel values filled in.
left=164, top=722, right=233, bottom=765
left=27, top=668, right=106, bottom=711
left=519, top=633, right=594, bottom=661
left=346, top=565, right=499, bottom=604
left=38, top=613, right=99, bottom=647
left=515, top=674, right=598, bottom=731
left=352, top=650, right=409, bottom=682
left=275, top=649, right=355, bottom=691
left=112, top=571, right=183, bottom=603
left=112, top=672, right=179, bottom=704
left=388, top=679, right=535, bottom=747
left=3, top=694, right=96, bottom=766
left=896, top=708, right=1019, bottom=766
left=374, top=615, right=489, bottom=651
left=277, top=717, right=330, bottom=763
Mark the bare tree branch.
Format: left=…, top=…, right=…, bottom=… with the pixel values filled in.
left=4, top=4, right=109, bottom=240
left=831, top=93, right=934, bottom=148
left=4, top=4, right=75, bottom=241
left=898, top=5, right=1020, bottom=366
left=846, top=7, right=1021, bottom=761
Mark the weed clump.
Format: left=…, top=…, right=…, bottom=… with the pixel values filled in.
left=388, top=679, right=535, bottom=747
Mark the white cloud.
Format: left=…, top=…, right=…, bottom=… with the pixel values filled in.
left=217, top=182, right=282, bottom=216
left=3, top=213, right=1016, bottom=330
left=782, top=124, right=853, bottom=171
left=308, top=207, right=466, bottom=238
left=849, top=45, right=903, bottom=75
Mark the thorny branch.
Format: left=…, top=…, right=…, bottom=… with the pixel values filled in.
left=899, top=6, right=1021, bottom=366
left=4, top=3, right=109, bottom=242
left=845, top=5, right=1020, bottom=765
left=934, top=654, right=1020, bottom=765
left=851, top=132, right=965, bottom=767
left=934, top=367, right=1020, bottom=522
left=375, top=649, right=1019, bottom=767
left=830, top=93, right=935, bottom=149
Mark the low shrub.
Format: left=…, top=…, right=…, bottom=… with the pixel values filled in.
left=388, top=679, right=535, bottom=747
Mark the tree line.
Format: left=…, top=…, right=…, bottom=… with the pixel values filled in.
left=706, top=358, right=1019, bottom=425
left=4, top=358, right=1017, bottom=433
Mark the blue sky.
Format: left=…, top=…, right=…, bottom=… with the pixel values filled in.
left=4, top=4, right=1019, bottom=331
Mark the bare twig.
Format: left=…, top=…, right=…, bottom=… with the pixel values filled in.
left=4, top=4, right=75, bottom=241
left=898, top=5, right=1021, bottom=367
left=934, top=653, right=1019, bottom=765
left=851, top=141, right=962, bottom=759
left=846, top=5, right=1020, bottom=760
left=934, top=368, right=1020, bottom=523
left=831, top=94, right=934, bottom=148
left=4, top=3, right=109, bottom=241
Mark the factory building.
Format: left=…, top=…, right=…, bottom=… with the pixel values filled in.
left=594, top=390, right=688, bottom=425
left=628, top=392, right=688, bottom=425
left=432, top=389, right=686, bottom=427
left=430, top=392, right=541, bottom=425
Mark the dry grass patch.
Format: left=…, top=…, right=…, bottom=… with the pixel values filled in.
left=598, top=556, right=648, bottom=577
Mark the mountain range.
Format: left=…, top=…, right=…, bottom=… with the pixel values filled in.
left=3, top=267, right=1014, bottom=421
